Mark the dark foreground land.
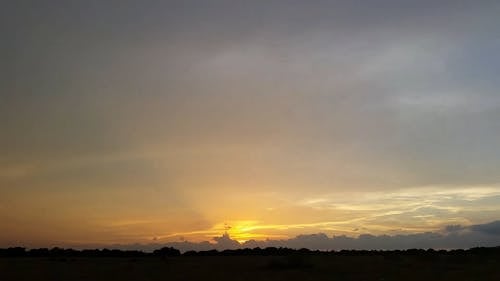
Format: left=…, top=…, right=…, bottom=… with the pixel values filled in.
left=2, top=248, right=500, bottom=281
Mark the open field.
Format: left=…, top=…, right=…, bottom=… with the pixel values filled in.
left=2, top=254, right=500, bottom=281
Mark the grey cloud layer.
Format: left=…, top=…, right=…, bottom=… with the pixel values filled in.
left=2, top=1, right=499, bottom=190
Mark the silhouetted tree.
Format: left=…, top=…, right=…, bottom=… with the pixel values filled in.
left=153, top=247, right=181, bottom=257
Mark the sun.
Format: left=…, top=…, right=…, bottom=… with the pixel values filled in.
left=214, top=221, right=283, bottom=243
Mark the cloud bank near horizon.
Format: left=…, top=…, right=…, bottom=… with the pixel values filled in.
left=106, top=221, right=500, bottom=252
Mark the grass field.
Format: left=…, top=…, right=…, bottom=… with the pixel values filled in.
left=2, top=254, right=500, bottom=281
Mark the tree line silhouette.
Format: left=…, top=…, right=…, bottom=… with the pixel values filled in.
left=1, top=246, right=500, bottom=258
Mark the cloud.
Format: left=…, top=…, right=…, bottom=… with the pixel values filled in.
left=107, top=220, right=500, bottom=252
left=470, top=221, right=500, bottom=236
left=444, top=225, right=464, bottom=233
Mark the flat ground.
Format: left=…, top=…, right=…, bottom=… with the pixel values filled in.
left=1, top=255, right=500, bottom=281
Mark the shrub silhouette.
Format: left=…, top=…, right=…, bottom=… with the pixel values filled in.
left=2, top=245, right=500, bottom=258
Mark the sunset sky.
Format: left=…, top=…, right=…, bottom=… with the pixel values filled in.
left=2, top=1, right=500, bottom=248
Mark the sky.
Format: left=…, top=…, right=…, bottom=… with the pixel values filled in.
left=1, top=0, right=500, bottom=249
